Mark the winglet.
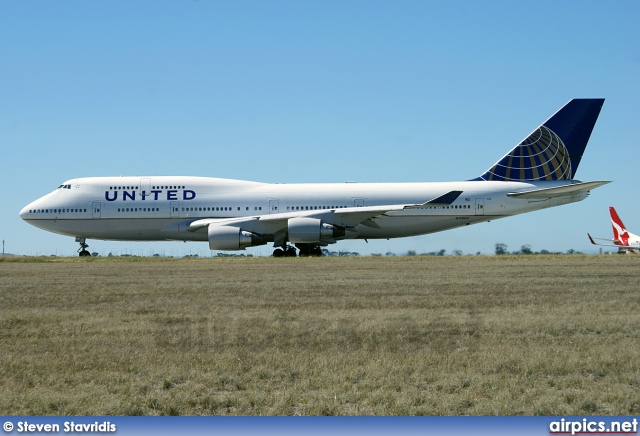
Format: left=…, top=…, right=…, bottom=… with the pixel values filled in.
left=588, top=233, right=596, bottom=245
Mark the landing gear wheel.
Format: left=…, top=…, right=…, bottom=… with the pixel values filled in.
left=272, top=245, right=298, bottom=257
left=76, top=237, right=91, bottom=257
left=296, top=244, right=324, bottom=257
left=285, top=246, right=297, bottom=257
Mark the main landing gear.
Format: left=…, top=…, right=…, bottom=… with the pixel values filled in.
left=297, top=244, right=323, bottom=257
left=76, top=237, right=91, bottom=257
left=272, top=245, right=297, bottom=257
left=271, top=244, right=324, bottom=257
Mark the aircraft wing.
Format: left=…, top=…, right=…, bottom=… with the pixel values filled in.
left=587, top=233, right=637, bottom=249
left=507, top=181, right=610, bottom=199
left=188, top=190, right=463, bottom=238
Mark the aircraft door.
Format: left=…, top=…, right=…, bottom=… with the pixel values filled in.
left=475, top=199, right=485, bottom=216
left=269, top=200, right=279, bottom=214
left=170, top=201, right=180, bottom=218
left=354, top=199, right=364, bottom=207
left=92, top=202, right=101, bottom=219
left=140, top=178, right=151, bottom=198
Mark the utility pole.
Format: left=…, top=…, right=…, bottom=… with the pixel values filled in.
left=2, top=240, right=4, bottom=255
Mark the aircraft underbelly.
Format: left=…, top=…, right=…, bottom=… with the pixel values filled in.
left=355, top=215, right=495, bottom=239
left=24, top=218, right=207, bottom=242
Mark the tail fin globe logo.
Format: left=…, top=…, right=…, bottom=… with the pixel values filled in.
left=481, top=126, right=570, bottom=181
left=473, top=99, right=604, bottom=182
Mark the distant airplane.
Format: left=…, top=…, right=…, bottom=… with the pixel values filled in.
left=588, top=207, right=640, bottom=253
left=21, top=99, right=609, bottom=257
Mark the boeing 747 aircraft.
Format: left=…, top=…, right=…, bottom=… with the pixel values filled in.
left=21, top=99, right=609, bottom=257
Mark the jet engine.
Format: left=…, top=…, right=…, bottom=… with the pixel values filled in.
left=288, top=217, right=346, bottom=243
left=208, top=225, right=265, bottom=250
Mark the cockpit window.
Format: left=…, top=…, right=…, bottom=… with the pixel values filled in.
left=57, top=184, right=71, bottom=189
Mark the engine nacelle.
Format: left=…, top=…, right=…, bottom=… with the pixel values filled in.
left=208, top=225, right=265, bottom=250
left=288, top=217, right=346, bottom=243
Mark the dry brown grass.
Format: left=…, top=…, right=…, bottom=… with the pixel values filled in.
left=0, top=255, right=639, bottom=415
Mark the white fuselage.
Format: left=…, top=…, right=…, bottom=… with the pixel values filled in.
left=20, top=176, right=588, bottom=245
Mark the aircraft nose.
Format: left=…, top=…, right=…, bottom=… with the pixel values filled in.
left=20, top=204, right=32, bottom=221
left=20, top=198, right=41, bottom=221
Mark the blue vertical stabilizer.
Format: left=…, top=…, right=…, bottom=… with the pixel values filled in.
left=474, top=99, right=604, bottom=181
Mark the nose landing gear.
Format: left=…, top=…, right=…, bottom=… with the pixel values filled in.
left=76, top=237, right=91, bottom=257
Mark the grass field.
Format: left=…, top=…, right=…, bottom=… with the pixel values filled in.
left=1, top=255, right=639, bottom=415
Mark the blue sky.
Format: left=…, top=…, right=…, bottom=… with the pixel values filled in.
left=2, top=1, right=639, bottom=257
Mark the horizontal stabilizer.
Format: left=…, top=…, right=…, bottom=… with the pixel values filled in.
left=507, top=181, right=610, bottom=199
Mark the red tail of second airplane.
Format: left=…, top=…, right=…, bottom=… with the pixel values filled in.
left=609, top=207, right=629, bottom=246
